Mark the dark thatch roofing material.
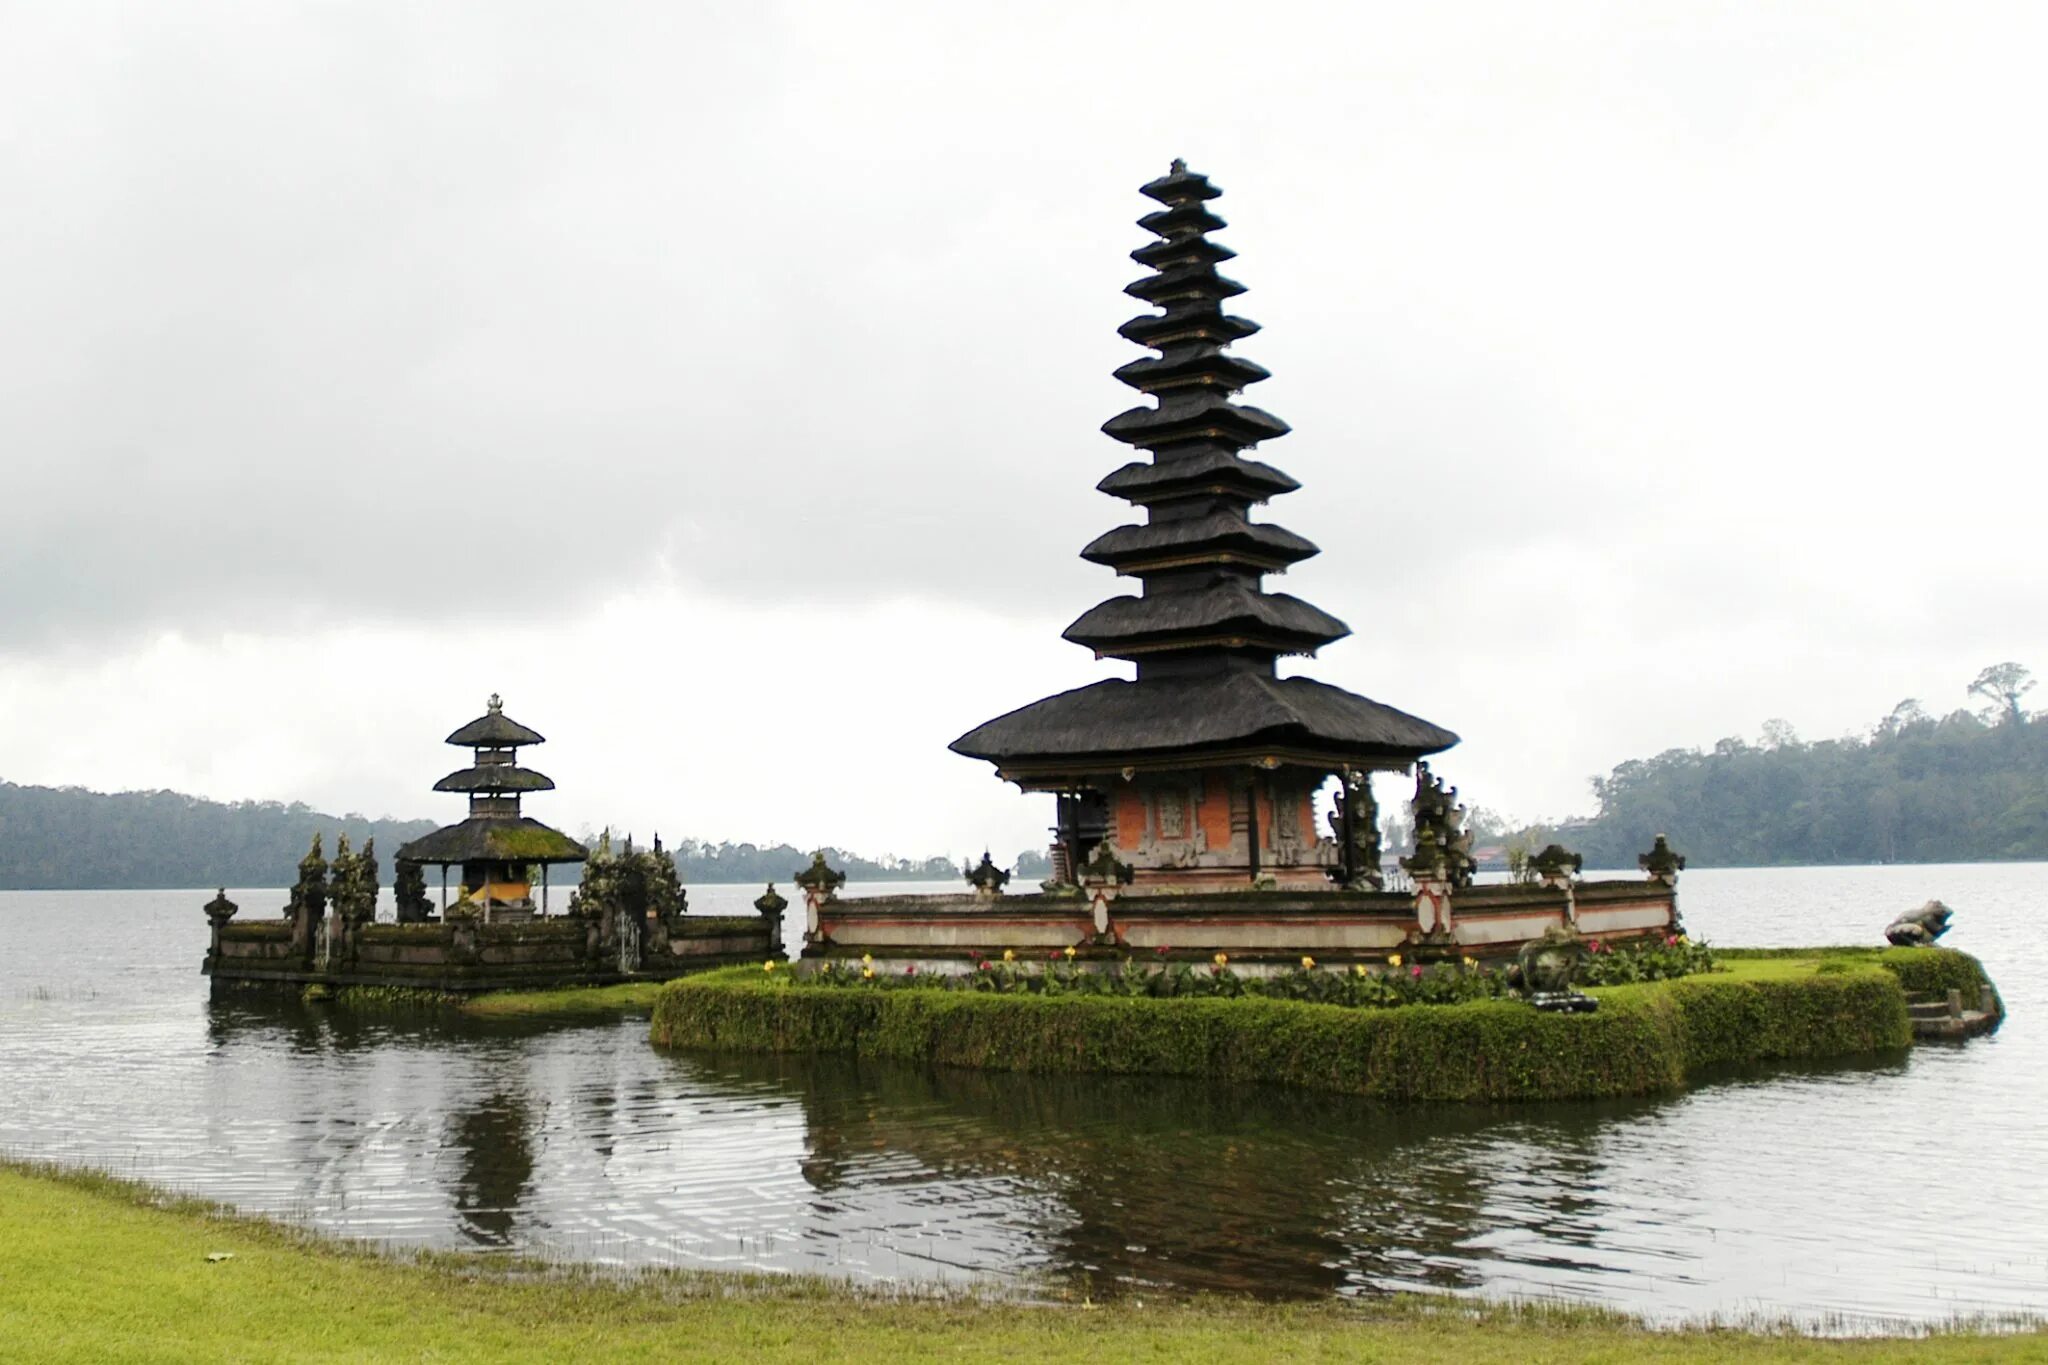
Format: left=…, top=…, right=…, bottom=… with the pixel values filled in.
left=1096, top=447, right=1299, bottom=503
left=432, top=765, right=557, bottom=794
left=1064, top=582, right=1349, bottom=655
left=951, top=674, right=1458, bottom=767
left=1101, top=393, right=1289, bottom=449
left=1081, top=515, right=1317, bottom=571
left=446, top=710, right=545, bottom=747
left=395, top=817, right=587, bottom=866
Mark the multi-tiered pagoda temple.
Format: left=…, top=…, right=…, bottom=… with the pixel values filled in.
left=395, top=695, right=587, bottom=920
left=953, top=161, right=1457, bottom=892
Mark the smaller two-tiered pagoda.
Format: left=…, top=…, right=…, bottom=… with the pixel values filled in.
left=395, top=695, right=587, bottom=920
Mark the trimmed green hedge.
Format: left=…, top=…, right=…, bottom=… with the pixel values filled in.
left=1720, top=946, right=1999, bottom=1013
left=649, top=957, right=1925, bottom=1103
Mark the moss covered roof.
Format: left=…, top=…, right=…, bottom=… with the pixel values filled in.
left=395, top=817, right=587, bottom=866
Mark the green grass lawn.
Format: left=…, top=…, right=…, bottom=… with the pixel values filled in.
left=459, top=980, right=668, bottom=1020
left=4, top=1162, right=2042, bottom=1363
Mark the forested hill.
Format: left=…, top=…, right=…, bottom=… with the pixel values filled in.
left=0, top=779, right=1022, bottom=891
left=1551, top=668, right=2047, bottom=868
left=0, top=782, right=439, bottom=890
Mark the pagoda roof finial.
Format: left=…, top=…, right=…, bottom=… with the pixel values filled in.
left=1170, top=157, right=1186, bottom=173
left=488, top=693, right=503, bottom=714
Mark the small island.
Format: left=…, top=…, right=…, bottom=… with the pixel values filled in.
left=202, top=696, right=784, bottom=994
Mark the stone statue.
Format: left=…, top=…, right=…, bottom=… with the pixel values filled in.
left=1885, top=900, right=1953, bottom=946
left=289, top=833, right=328, bottom=922
left=287, top=833, right=328, bottom=959
left=394, top=858, right=434, bottom=924
left=1399, top=763, right=1476, bottom=889
left=1328, top=773, right=1383, bottom=890
left=1509, top=926, right=1598, bottom=1013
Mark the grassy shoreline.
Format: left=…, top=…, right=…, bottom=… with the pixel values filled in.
left=3, top=1159, right=2042, bottom=1362
left=650, top=949, right=1996, bottom=1102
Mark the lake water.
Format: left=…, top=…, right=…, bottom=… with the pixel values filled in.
left=1, top=865, right=2042, bottom=1327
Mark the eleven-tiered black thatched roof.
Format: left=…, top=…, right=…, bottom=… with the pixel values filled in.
left=952, top=163, right=1456, bottom=783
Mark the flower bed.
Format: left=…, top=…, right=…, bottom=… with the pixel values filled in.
left=647, top=950, right=1977, bottom=1103
left=782, top=935, right=1717, bottom=1011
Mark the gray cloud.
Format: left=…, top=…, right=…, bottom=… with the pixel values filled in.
left=2, top=1, right=2043, bottom=823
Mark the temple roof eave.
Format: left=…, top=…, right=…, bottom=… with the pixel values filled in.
left=1062, top=586, right=1350, bottom=655
left=1079, top=515, right=1319, bottom=573
left=950, top=675, right=1459, bottom=772
left=431, top=765, right=557, bottom=794
left=445, top=712, right=546, bottom=747
left=394, top=817, right=588, bottom=867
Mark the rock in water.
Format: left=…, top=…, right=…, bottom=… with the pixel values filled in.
left=1885, top=900, right=1953, bottom=946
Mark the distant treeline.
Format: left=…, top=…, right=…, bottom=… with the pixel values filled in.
left=0, top=778, right=1048, bottom=891
left=652, top=839, right=1047, bottom=886
left=0, top=782, right=438, bottom=890
left=1534, top=664, right=2046, bottom=869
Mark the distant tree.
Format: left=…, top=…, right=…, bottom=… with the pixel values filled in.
left=1968, top=662, right=2034, bottom=726
left=1548, top=688, right=2048, bottom=868
left=1759, top=718, right=1801, bottom=751
left=1877, top=698, right=1930, bottom=737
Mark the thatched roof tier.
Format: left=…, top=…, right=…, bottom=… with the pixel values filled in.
left=446, top=696, right=545, bottom=748
left=1081, top=514, right=1318, bottom=574
left=1064, top=581, right=1349, bottom=659
left=1117, top=306, right=1258, bottom=349
left=1112, top=345, right=1270, bottom=397
left=951, top=674, right=1457, bottom=776
left=432, top=765, right=557, bottom=794
left=1101, top=393, right=1290, bottom=451
left=1096, top=447, right=1299, bottom=505
left=395, top=817, right=587, bottom=867
left=1139, top=161, right=1225, bottom=204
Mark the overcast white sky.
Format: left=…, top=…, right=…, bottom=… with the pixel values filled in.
left=2, top=1, right=2043, bottom=861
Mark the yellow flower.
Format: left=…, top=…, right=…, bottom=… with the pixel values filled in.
left=1002, top=948, right=1016, bottom=963
left=1300, top=956, right=1316, bottom=970
left=1388, top=953, right=1403, bottom=968
left=1213, top=952, right=1228, bottom=967
left=861, top=953, right=873, bottom=966
left=1353, top=964, right=1368, bottom=977
left=1063, top=945, right=1077, bottom=960
left=1462, top=956, right=1479, bottom=969
left=763, top=960, right=777, bottom=973
left=861, top=966, right=874, bottom=980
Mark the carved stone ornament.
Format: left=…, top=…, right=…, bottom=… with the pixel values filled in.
left=794, top=851, right=847, bottom=902
left=1512, top=927, right=1598, bottom=1013
left=754, top=883, right=789, bottom=916
left=203, top=888, right=239, bottom=927
left=1527, top=843, right=1583, bottom=888
left=1077, top=842, right=1135, bottom=887
left=964, top=851, right=1011, bottom=897
left=1885, top=899, right=1953, bottom=946
left=1639, top=834, right=1687, bottom=884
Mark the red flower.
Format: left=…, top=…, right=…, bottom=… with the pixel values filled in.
left=1155, top=945, right=1171, bottom=956
left=978, top=961, right=991, bottom=972
left=1048, top=950, right=1061, bottom=961
left=904, top=965, right=917, bottom=976
left=1410, top=964, right=1423, bottom=978
left=1665, top=935, right=1678, bottom=947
